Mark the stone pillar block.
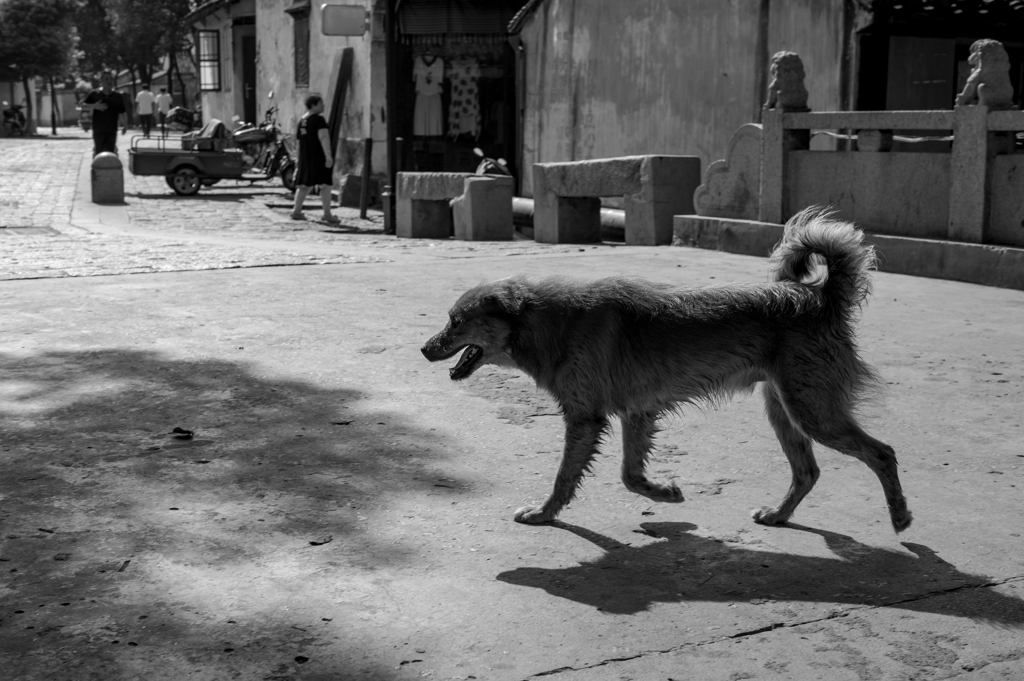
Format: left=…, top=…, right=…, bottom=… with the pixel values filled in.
left=533, top=165, right=602, bottom=244
left=949, top=105, right=989, bottom=243
left=91, top=152, right=124, bottom=205
left=759, top=108, right=784, bottom=224
left=452, top=175, right=514, bottom=241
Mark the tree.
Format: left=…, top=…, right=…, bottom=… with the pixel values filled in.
left=73, top=0, right=118, bottom=77
left=74, top=0, right=195, bottom=110
left=0, top=0, right=77, bottom=133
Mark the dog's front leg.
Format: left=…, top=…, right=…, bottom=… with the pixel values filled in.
left=514, top=416, right=607, bottom=524
left=621, top=411, right=684, bottom=503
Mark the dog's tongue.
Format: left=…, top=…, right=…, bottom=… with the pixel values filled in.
left=450, top=346, right=480, bottom=379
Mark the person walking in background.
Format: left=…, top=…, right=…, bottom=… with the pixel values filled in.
left=155, top=87, right=173, bottom=137
left=135, top=83, right=156, bottom=139
left=80, top=72, right=126, bottom=156
left=290, top=94, right=339, bottom=224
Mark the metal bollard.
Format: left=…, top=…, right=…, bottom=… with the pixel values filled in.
left=91, top=152, right=124, bottom=204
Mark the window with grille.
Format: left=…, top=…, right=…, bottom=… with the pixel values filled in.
left=293, top=10, right=310, bottom=88
left=197, top=30, right=221, bottom=91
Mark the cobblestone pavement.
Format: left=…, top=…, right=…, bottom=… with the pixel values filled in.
left=1, top=128, right=574, bottom=281
left=0, top=134, right=83, bottom=233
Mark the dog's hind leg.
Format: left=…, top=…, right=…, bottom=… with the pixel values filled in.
left=621, top=411, right=684, bottom=503
left=805, top=421, right=912, bottom=533
left=751, top=383, right=820, bottom=527
left=515, top=416, right=608, bottom=524
left=764, top=381, right=912, bottom=533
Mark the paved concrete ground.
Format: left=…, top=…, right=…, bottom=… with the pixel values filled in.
left=1, top=130, right=1023, bottom=681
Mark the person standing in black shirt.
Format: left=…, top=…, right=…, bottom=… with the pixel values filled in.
left=80, top=72, right=127, bottom=156
left=290, top=94, right=339, bottom=224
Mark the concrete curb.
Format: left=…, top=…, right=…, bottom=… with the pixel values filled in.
left=673, top=214, right=1024, bottom=291
left=70, top=149, right=133, bottom=235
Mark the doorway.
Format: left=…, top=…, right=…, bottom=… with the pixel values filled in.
left=242, top=35, right=256, bottom=125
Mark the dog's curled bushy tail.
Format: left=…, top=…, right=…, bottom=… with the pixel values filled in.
left=770, top=207, right=876, bottom=318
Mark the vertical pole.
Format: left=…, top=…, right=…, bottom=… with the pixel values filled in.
left=359, top=136, right=373, bottom=219
left=383, top=0, right=398, bottom=234
left=49, top=76, right=58, bottom=135
left=753, top=0, right=771, bottom=124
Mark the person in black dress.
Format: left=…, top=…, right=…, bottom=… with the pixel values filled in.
left=290, top=94, right=339, bottom=223
left=80, top=72, right=127, bottom=156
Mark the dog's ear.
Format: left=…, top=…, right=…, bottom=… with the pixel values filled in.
left=482, top=292, right=523, bottom=316
left=483, top=279, right=528, bottom=316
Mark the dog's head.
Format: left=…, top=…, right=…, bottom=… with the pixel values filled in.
left=421, top=278, right=527, bottom=380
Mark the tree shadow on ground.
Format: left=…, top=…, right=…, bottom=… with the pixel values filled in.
left=497, top=521, right=1024, bottom=627
left=0, top=348, right=447, bottom=679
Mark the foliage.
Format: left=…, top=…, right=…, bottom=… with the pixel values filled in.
left=74, top=0, right=194, bottom=84
left=0, top=0, right=77, bottom=82
left=73, top=0, right=118, bottom=77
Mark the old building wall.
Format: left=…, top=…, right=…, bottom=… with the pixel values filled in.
left=195, top=11, right=238, bottom=126
left=766, top=0, right=845, bottom=113
left=256, top=0, right=383, bottom=177
left=516, top=0, right=845, bottom=196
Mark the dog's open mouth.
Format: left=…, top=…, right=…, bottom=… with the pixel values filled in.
left=450, top=345, right=483, bottom=380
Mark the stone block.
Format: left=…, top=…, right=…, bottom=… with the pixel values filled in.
left=452, top=175, right=514, bottom=241
left=396, top=197, right=451, bottom=239
left=337, top=173, right=378, bottom=207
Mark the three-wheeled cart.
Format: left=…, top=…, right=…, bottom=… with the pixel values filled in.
left=127, top=121, right=295, bottom=196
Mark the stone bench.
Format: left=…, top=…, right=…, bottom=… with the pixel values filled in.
left=396, top=172, right=475, bottom=239
left=532, top=155, right=702, bottom=245
left=451, top=175, right=514, bottom=241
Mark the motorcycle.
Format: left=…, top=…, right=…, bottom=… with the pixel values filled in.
left=231, top=101, right=296, bottom=190
left=2, top=102, right=26, bottom=136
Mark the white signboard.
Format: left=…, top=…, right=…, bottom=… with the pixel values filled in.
left=321, top=4, right=369, bottom=36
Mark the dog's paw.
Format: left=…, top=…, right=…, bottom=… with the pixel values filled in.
left=660, top=482, right=685, bottom=503
left=750, top=506, right=788, bottom=526
left=514, top=506, right=555, bottom=524
left=891, top=508, right=913, bottom=534
left=624, top=478, right=685, bottom=503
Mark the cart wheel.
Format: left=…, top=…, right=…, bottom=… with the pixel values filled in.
left=281, top=162, right=296, bottom=191
left=201, top=178, right=220, bottom=186
left=169, top=168, right=201, bottom=196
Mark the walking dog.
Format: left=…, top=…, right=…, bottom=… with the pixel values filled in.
left=421, top=209, right=911, bottom=533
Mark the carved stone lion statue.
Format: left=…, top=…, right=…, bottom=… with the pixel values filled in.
left=764, top=51, right=809, bottom=112
left=955, top=39, right=1015, bottom=110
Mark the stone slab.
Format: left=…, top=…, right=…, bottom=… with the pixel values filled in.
left=396, top=172, right=475, bottom=201
left=534, top=155, right=700, bottom=245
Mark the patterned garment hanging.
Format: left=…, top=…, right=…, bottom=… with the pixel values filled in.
left=447, top=56, right=481, bottom=139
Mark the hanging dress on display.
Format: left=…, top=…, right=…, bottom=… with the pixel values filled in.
left=447, top=56, right=481, bottom=139
left=413, top=54, right=444, bottom=137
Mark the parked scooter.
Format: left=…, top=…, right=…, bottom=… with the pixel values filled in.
left=231, top=95, right=295, bottom=189
left=2, top=102, right=26, bottom=136
left=472, top=146, right=511, bottom=177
